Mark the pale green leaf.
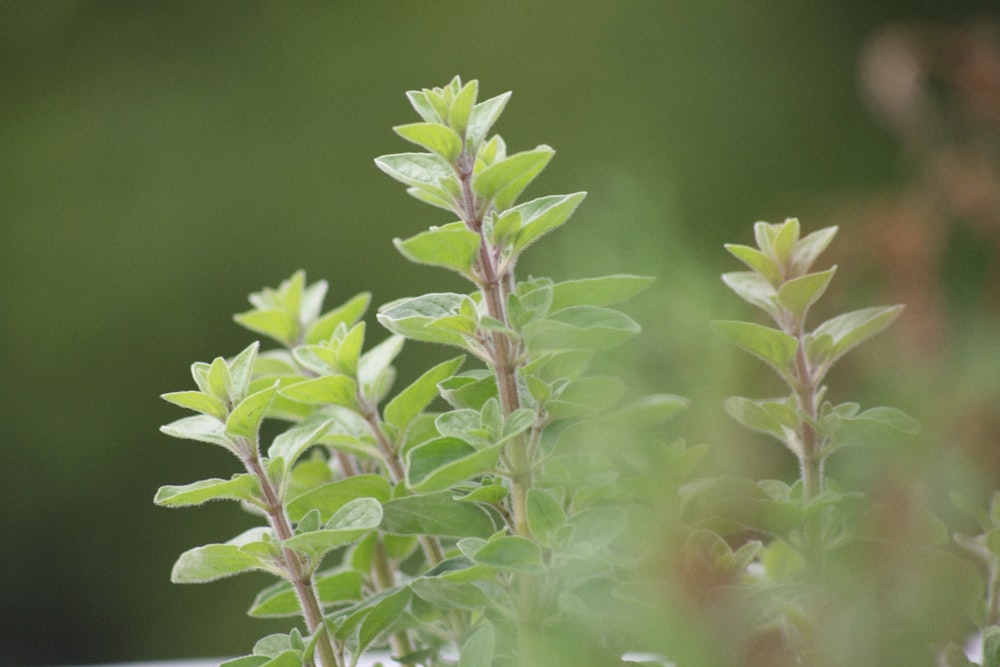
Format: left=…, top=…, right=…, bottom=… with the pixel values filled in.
left=472, top=536, right=543, bottom=573
left=394, top=122, right=463, bottom=161
left=358, top=334, right=405, bottom=396
left=160, top=414, right=237, bottom=450
left=510, top=192, right=586, bottom=254
left=282, top=498, right=383, bottom=560
left=549, top=274, right=654, bottom=313
left=226, top=382, right=279, bottom=439
left=791, top=225, right=838, bottom=276
left=472, top=147, right=554, bottom=208
left=377, top=293, right=478, bottom=351
left=720, top=271, right=780, bottom=320
left=724, top=396, right=799, bottom=448
left=171, top=530, right=274, bottom=583
left=286, top=475, right=392, bottom=523
left=466, top=91, right=511, bottom=147
left=155, top=474, right=261, bottom=508
left=449, top=79, right=478, bottom=136
left=381, top=492, right=496, bottom=537
left=305, top=292, right=371, bottom=346
left=522, top=305, right=640, bottom=352
left=526, top=489, right=565, bottom=549
left=394, top=222, right=481, bottom=276
left=374, top=152, right=453, bottom=190
left=776, top=267, right=836, bottom=321
left=385, top=355, right=465, bottom=431
left=407, top=438, right=503, bottom=493
left=811, top=305, right=904, bottom=367
left=279, top=375, right=358, bottom=408
left=228, top=342, right=261, bottom=403
left=249, top=570, right=363, bottom=618
left=724, top=243, right=782, bottom=285
left=161, top=390, right=228, bottom=422
left=410, top=577, right=490, bottom=609
left=267, top=419, right=333, bottom=469
left=714, top=320, right=798, bottom=377
left=459, top=623, right=495, bottom=667
left=358, top=587, right=412, bottom=654
left=233, top=309, right=298, bottom=349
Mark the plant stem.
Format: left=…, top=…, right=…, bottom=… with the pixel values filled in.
left=241, top=446, right=339, bottom=667
left=792, top=332, right=824, bottom=575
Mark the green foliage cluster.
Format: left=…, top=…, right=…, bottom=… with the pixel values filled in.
left=157, top=78, right=999, bottom=667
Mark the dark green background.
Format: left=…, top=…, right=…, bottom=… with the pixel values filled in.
left=2, top=2, right=997, bottom=664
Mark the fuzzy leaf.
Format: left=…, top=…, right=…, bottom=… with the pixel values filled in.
left=459, top=623, right=495, bottom=667
left=267, top=419, right=332, bottom=469
left=720, top=271, right=780, bottom=320
left=526, top=489, right=566, bottom=549
left=233, top=309, right=298, bottom=349
left=279, top=375, right=358, bottom=408
left=724, top=244, right=782, bottom=285
left=472, top=147, right=554, bottom=209
left=374, top=152, right=453, bottom=189
left=377, top=293, right=477, bottom=350
left=282, top=498, right=383, bottom=560
left=407, top=438, right=504, bottom=493
left=358, top=587, right=412, bottom=655
left=811, top=305, right=904, bottom=366
left=776, top=267, right=836, bottom=321
left=714, top=320, right=798, bottom=377
left=162, top=390, right=229, bottom=422
left=171, top=530, right=275, bottom=583
left=385, top=355, right=465, bottom=432
left=410, top=577, right=490, bottom=609
left=724, top=396, right=799, bottom=449
left=522, top=305, right=640, bottom=352
left=160, top=414, right=237, bottom=450
left=305, top=292, right=371, bottom=345
left=472, top=536, right=543, bottom=573
left=394, top=222, right=481, bottom=276
left=286, top=475, right=392, bottom=523
left=466, top=91, right=511, bottom=147
left=155, top=474, right=261, bottom=508
left=381, top=492, right=496, bottom=538
left=226, top=382, right=279, bottom=439
left=510, top=192, right=586, bottom=254
left=790, top=225, right=838, bottom=276
left=394, top=122, right=463, bottom=161
left=548, top=274, right=654, bottom=313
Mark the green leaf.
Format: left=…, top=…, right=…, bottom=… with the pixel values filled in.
left=358, top=587, right=412, bottom=655
left=527, top=489, right=566, bottom=548
left=226, top=382, right=279, bottom=439
left=394, top=222, right=481, bottom=276
left=459, top=623, right=495, bottom=667
left=279, top=375, right=358, bottom=408
left=220, top=657, right=267, bottom=667
left=472, top=147, right=554, bottom=209
left=466, top=91, right=511, bottom=147
left=374, top=152, right=453, bottom=190
left=282, top=498, right=383, bottom=560
left=410, top=577, right=490, bottom=609
left=305, top=292, right=371, bottom=345
left=811, top=305, right=904, bottom=367
left=407, top=438, right=504, bottom=493
left=357, top=334, right=405, bottom=398
left=234, top=309, right=299, bottom=349
left=790, top=225, right=838, bottom=276
left=472, top=536, right=543, bottom=573
left=776, top=267, right=836, bottom=321
left=567, top=506, right=627, bottom=556
left=377, top=293, right=479, bottom=351
left=171, top=529, right=275, bottom=583
left=721, top=270, right=782, bottom=321
left=724, top=396, right=799, bottom=451
left=449, top=79, right=478, bottom=136
left=385, top=355, right=465, bottom=431
left=768, top=217, right=800, bottom=266
left=162, top=390, right=229, bottom=422
left=549, top=274, right=654, bottom=313
left=286, top=475, right=392, bottom=523
left=160, top=414, right=237, bottom=450
left=510, top=192, right=586, bottom=255
left=394, top=122, right=463, bottom=161
left=522, top=305, right=640, bottom=352
left=249, top=570, right=363, bottom=618
left=381, top=492, right=496, bottom=537
left=228, top=342, right=261, bottom=403
left=406, top=89, right=443, bottom=124
left=724, top=243, right=782, bottom=285
left=267, top=420, right=333, bottom=470
left=713, top=320, right=798, bottom=377
left=155, top=474, right=261, bottom=508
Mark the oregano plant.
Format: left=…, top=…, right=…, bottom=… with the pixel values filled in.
left=156, top=77, right=681, bottom=667
left=156, top=78, right=994, bottom=667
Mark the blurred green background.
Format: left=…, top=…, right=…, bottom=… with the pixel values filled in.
left=2, top=1, right=999, bottom=664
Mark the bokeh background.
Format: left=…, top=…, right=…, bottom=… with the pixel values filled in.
left=2, top=1, right=999, bottom=664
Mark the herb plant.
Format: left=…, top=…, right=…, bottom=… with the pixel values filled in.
left=156, top=78, right=995, bottom=667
